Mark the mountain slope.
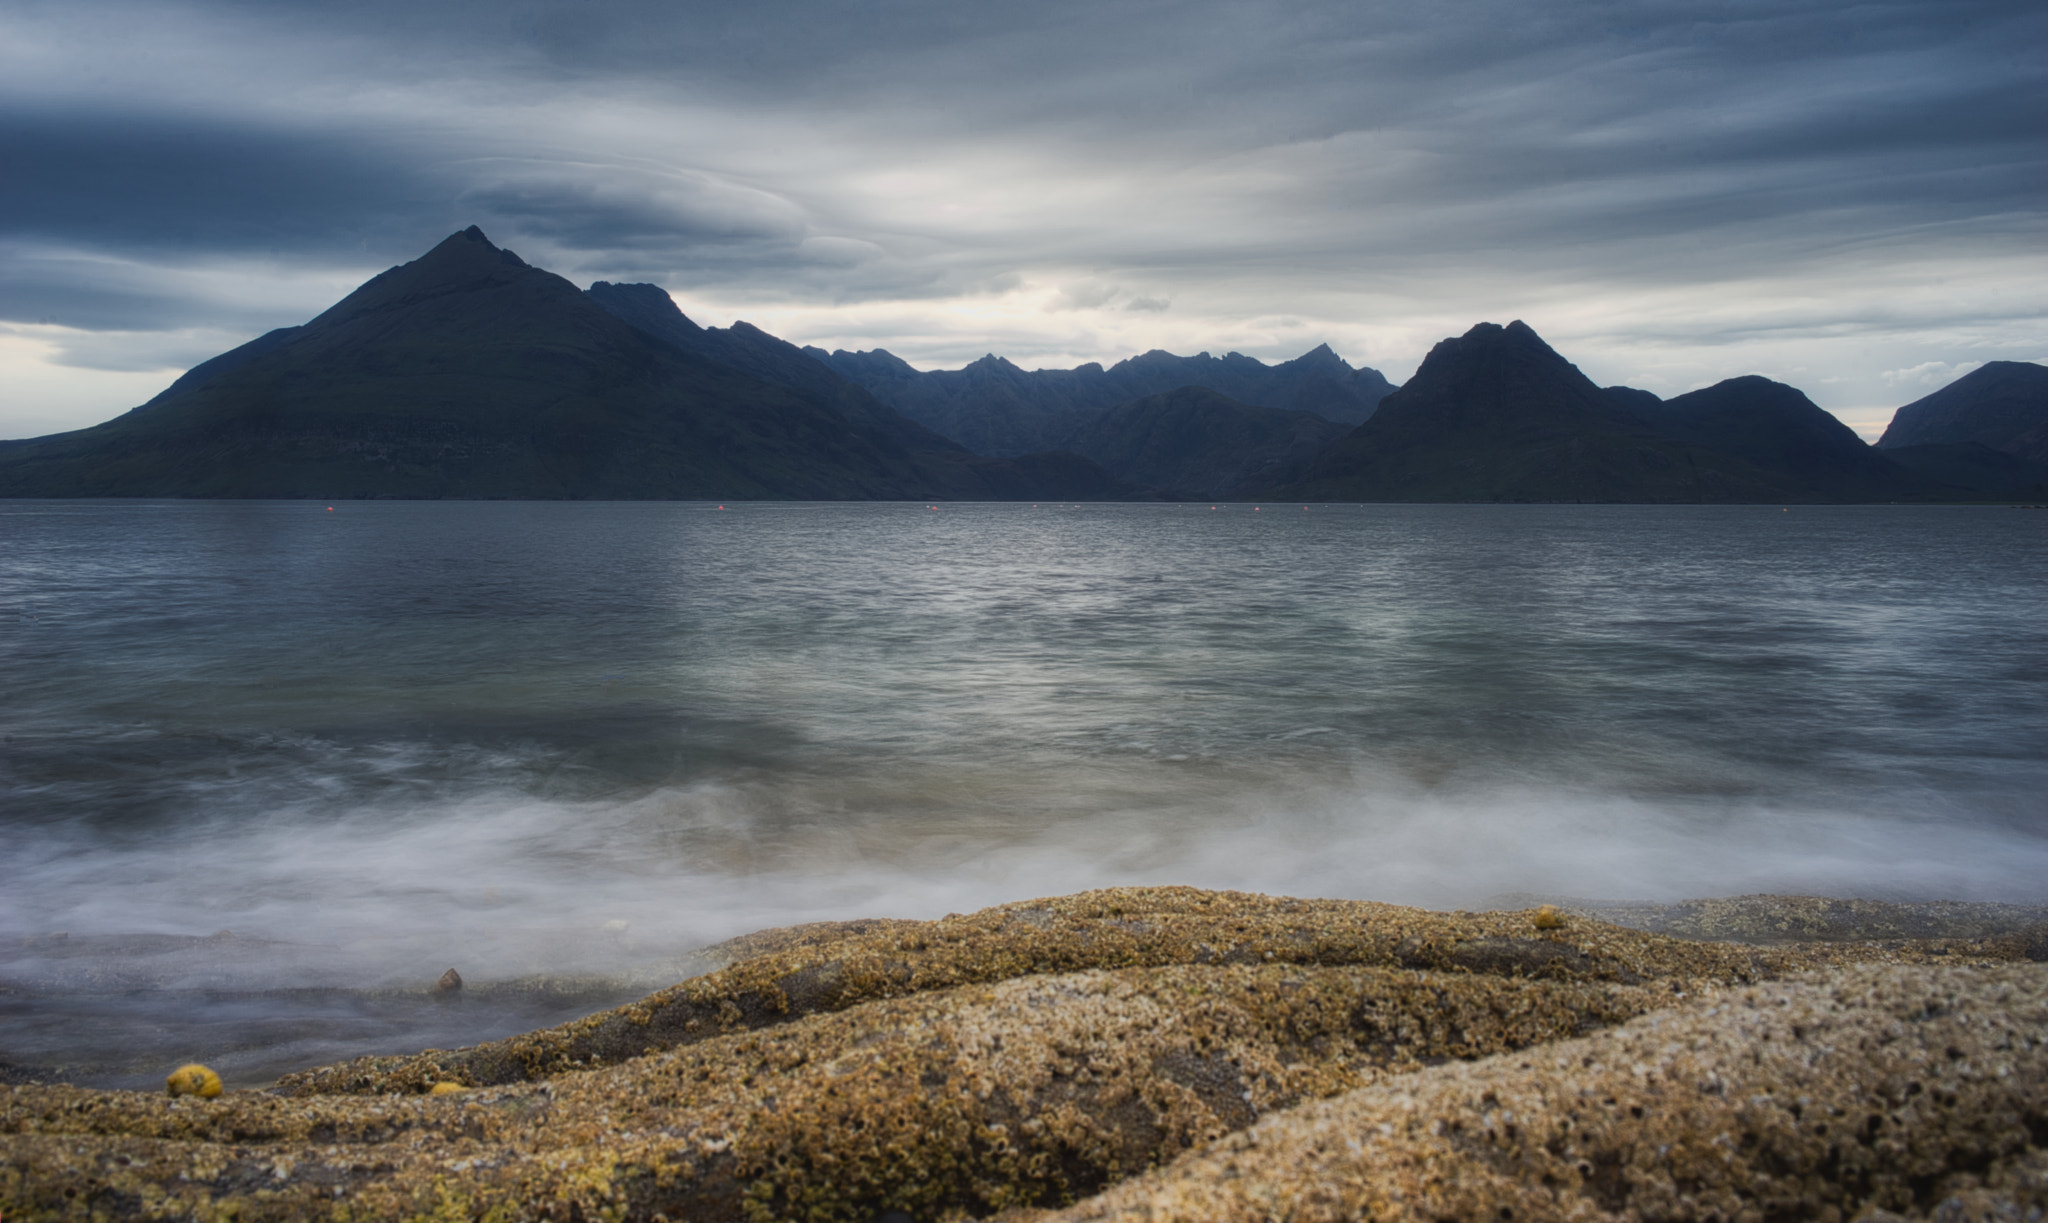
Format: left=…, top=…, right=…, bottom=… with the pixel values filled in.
left=1059, top=386, right=1347, bottom=498
left=583, top=279, right=1134, bottom=499
left=0, top=229, right=1116, bottom=500
left=1877, top=361, right=2048, bottom=468
left=1628, top=375, right=1917, bottom=502
left=585, top=281, right=965, bottom=457
left=1879, top=442, right=2048, bottom=499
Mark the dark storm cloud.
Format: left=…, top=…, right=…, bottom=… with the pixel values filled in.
left=0, top=0, right=2040, bottom=389
left=455, top=159, right=808, bottom=249
left=0, top=107, right=445, bottom=262
left=0, top=264, right=206, bottom=334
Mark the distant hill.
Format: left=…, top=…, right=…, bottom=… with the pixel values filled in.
left=1268, top=321, right=1931, bottom=503
left=1877, top=362, right=2048, bottom=470
left=1623, top=375, right=1915, bottom=503
left=0, top=229, right=1126, bottom=501
left=807, top=343, right=1396, bottom=457
left=1060, top=386, right=1347, bottom=499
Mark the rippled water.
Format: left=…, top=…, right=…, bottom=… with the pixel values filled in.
left=3, top=499, right=2045, bottom=1082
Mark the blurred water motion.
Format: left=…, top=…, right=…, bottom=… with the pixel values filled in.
left=3, top=500, right=2043, bottom=1083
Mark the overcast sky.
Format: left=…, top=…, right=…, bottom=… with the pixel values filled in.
left=2, top=0, right=2042, bottom=440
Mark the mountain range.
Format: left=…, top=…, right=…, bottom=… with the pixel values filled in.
left=1276, top=322, right=1937, bottom=503
left=807, top=342, right=1394, bottom=457
left=0, top=229, right=1122, bottom=501
left=2, top=227, right=2042, bottom=503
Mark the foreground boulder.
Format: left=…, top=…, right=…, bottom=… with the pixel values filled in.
left=3, top=887, right=2044, bottom=1221
left=1038, top=964, right=2048, bottom=1223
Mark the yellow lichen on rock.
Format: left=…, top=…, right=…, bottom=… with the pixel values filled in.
left=164, top=1063, right=222, bottom=1098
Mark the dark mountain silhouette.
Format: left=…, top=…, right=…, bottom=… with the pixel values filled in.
left=1269, top=321, right=1928, bottom=503
left=1878, top=442, right=2048, bottom=500
left=7, top=229, right=2025, bottom=505
left=585, top=281, right=960, bottom=457
left=1111, top=345, right=1395, bottom=425
left=1877, top=361, right=2048, bottom=468
left=1059, top=386, right=1347, bottom=499
left=582, top=279, right=1137, bottom=499
left=0, top=229, right=1125, bottom=501
left=1601, top=385, right=1664, bottom=418
left=1622, top=375, right=1915, bottom=502
left=807, top=342, right=1395, bottom=457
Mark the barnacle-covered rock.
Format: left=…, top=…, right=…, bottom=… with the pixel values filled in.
left=4, top=887, right=2043, bottom=1223
left=3, top=963, right=1661, bottom=1221
left=1033, top=963, right=2048, bottom=1223
left=274, top=886, right=2019, bottom=1097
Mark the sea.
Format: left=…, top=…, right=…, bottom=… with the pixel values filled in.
left=3, top=499, right=2045, bottom=1087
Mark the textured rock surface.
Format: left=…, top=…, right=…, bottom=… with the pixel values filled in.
left=269, top=886, right=2005, bottom=1098
left=1, top=964, right=1665, bottom=1221
left=4, top=887, right=2044, bottom=1222
left=1499, top=892, right=2048, bottom=948
left=1032, top=965, right=2048, bottom=1223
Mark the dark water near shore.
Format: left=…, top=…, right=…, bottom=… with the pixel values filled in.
left=4, top=499, right=2045, bottom=1084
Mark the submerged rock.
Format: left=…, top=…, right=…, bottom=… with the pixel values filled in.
left=3, top=887, right=2044, bottom=1222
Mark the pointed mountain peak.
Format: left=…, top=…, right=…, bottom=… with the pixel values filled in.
left=419, top=225, right=528, bottom=270
left=301, top=226, right=560, bottom=331
left=1281, top=342, right=1350, bottom=372
left=1427, top=319, right=1575, bottom=371
left=1386, top=318, right=1616, bottom=429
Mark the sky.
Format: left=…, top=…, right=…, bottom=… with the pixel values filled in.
left=1, top=0, right=2043, bottom=441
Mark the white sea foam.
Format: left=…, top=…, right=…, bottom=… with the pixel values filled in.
left=9, top=765, right=2045, bottom=999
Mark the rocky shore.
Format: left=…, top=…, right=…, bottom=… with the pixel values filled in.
left=5, top=886, right=2047, bottom=1221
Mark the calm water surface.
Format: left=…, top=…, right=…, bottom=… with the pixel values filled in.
left=3, top=500, right=2044, bottom=1081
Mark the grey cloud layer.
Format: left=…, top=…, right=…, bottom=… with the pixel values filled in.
left=1, top=0, right=2041, bottom=365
